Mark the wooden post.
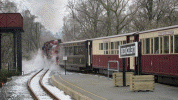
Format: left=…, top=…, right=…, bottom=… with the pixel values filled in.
left=65, top=60, right=66, bottom=75
left=134, top=34, right=139, bottom=75
left=63, top=56, right=67, bottom=75
left=123, top=58, right=126, bottom=86
left=138, top=42, right=142, bottom=75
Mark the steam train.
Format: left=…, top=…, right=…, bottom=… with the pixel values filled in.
left=42, top=39, right=61, bottom=64
left=44, top=25, right=178, bottom=85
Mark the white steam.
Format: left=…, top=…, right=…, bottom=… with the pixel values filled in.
left=22, top=50, right=60, bottom=74
left=12, top=0, right=68, bottom=34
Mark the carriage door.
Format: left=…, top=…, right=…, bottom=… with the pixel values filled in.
left=88, top=41, right=91, bottom=66
left=130, top=36, right=135, bottom=70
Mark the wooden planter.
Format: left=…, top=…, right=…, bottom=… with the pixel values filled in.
left=113, top=72, right=134, bottom=86
left=130, top=75, right=155, bottom=91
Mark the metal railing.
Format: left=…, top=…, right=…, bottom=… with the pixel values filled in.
left=108, top=60, right=119, bottom=79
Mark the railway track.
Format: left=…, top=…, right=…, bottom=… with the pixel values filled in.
left=27, top=69, right=60, bottom=100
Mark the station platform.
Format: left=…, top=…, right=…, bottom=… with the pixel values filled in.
left=52, top=73, right=178, bottom=100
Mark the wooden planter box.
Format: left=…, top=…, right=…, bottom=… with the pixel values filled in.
left=130, top=75, right=155, bottom=91
left=113, top=72, right=134, bottom=86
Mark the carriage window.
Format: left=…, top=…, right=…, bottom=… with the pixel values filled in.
left=120, top=41, right=123, bottom=45
left=160, top=37, right=162, bottom=54
left=115, top=42, right=117, bottom=49
left=101, top=43, right=103, bottom=50
left=104, top=43, right=109, bottom=54
left=104, top=43, right=106, bottom=50
left=151, top=38, right=153, bottom=54
left=171, top=36, right=173, bottom=53
left=143, top=39, right=145, bottom=54
left=140, top=39, right=143, bottom=54
left=106, top=43, right=108, bottom=50
left=106, top=51, right=108, bottom=54
left=111, top=42, right=114, bottom=49
left=99, top=43, right=103, bottom=50
left=115, top=41, right=120, bottom=49
left=109, top=42, right=110, bottom=50
left=74, top=46, right=79, bottom=55
left=111, top=50, right=114, bottom=54
left=78, top=46, right=85, bottom=55
left=164, top=36, right=169, bottom=53
left=78, top=46, right=81, bottom=55
left=175, top=35, right=178, bottom=53
left=69, top=47, right=73, bottom=55
left=123, top=41, right=126, bottom=44
left=154, top=37, right=159, bottom=54
left=111, top=42, right=114, bottom=54
left=146, top=38, right=150, bottom=54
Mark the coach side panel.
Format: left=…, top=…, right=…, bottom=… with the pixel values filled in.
left=92, top=36, right=130, bottom=71
left=139, top=27, right=178, bottom=76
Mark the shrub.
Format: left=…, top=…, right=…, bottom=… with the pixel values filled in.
left=0, top=70, right=8, bottom=82
left=0, top=69, right=21, bottom=83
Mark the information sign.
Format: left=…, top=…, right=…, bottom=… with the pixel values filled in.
left=119, top=42, right=138, bottom=58
left=63, top=56, right=67, bottom=60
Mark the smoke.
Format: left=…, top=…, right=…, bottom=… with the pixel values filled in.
left=22, top=50, right=61, bottom=74
left=27, top=0, right=68, bottom=34
left=12, top=0, right=68, bottom=34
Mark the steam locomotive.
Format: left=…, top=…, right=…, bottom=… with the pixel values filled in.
left=42, top=39, right=61, bottom=64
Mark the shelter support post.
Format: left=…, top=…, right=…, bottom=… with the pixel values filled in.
left=13, top=32, right=16, bottom=71
left=17, top=31, right=22, bottom=72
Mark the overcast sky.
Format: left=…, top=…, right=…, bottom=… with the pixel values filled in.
left=12, top=0, right=69, bottom=35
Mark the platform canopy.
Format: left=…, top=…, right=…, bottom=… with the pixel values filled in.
left=0, top=13, right=24, bottom=32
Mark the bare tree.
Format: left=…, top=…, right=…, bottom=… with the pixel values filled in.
left=74, top=0, right=104, bottom=38
left=62, top=0, right=178, bottom=41
left=21, top=10, right=47, bottom=59
left=63, top=0, right=105, bottom=40
left=131, top=0, right=178, bottom=31
left=62, top=16, right=74, bottom=42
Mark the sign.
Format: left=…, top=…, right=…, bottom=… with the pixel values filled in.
left=119, top=42, right=138, bottom=58
left=103, top=39, right=110, bottom=42
left=63, top=56, right=67, bottom=60
left=158, top=31, right=173, bottom=36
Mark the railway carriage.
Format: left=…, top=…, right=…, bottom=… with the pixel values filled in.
left=91, top=25, right=178, bottom=85
left=59, top=40, right=92, bottom=71
left=56, top=25, right=178, bottom=85
left=92, top=34, right=131, bottom=74
left=138, top=25, right=178, bottom=84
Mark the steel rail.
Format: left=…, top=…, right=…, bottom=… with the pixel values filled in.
left=27, top=69, right=43, bottom=100
left=39, top=69, right=60, bottom=100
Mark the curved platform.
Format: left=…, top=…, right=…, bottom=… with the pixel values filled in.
left=52, top=73, right=178, bottom=100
